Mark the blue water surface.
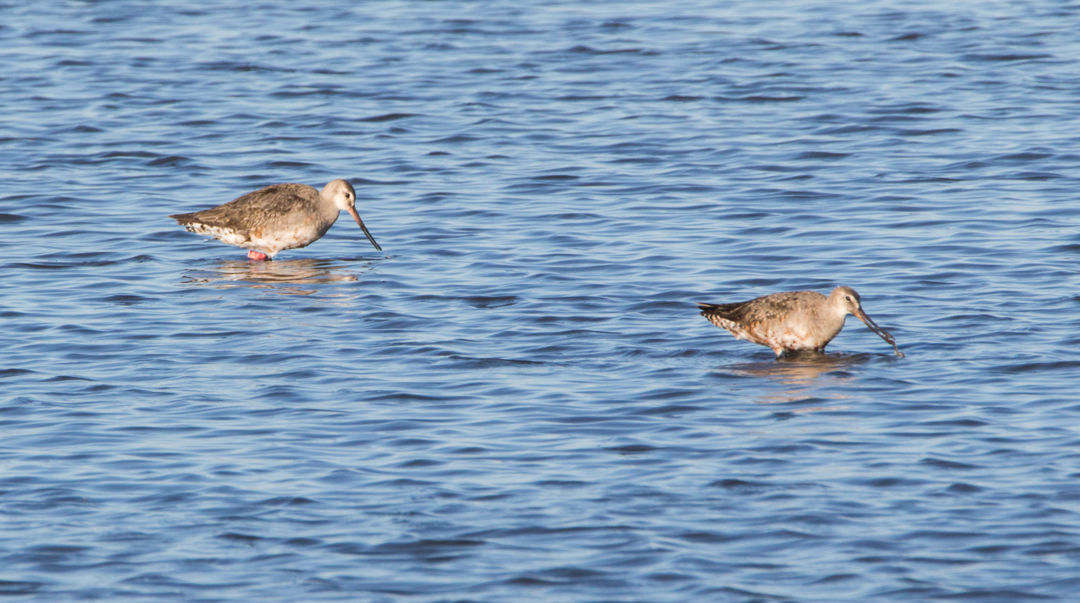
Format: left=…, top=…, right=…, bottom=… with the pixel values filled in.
left=2, top=1, right=1080, bottom=599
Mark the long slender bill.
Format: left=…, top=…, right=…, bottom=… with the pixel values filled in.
left=854, top=308, right=904, bottom=357
left=346, top=207, right=382, bottom=251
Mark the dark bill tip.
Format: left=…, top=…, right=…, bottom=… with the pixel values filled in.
left=358, top=220, right=382, bottom=251
left=347, top=207, right=382, bottom=251
left=855, top=308, right=904, bottom=357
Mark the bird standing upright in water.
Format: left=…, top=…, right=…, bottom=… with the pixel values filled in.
left=170, top=179, right=381, bottom=260
left=698, top=286, right=903, bottom=357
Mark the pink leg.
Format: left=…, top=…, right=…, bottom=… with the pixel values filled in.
left=247, top=250, right=269, bottom=261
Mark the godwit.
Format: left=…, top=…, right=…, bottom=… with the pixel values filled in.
left=170, top=179, right=381, bottom=260
left=698, top=286, right=903, bottom=357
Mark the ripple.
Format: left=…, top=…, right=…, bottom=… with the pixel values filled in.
left=3, top=0, right=1080, bottom=600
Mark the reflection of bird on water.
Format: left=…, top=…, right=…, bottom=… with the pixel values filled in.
left=726, top=353, right=865, bottom=408
left=180, top=258, right=374, bottom=295
left=729, top=353, right=864, bottom=384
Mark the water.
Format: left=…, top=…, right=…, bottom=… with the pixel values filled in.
left=2, top=0, right=1079, bottom=599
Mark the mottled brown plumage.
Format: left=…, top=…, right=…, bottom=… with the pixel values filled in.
left=698, top=286, right=903, bottom=357
left=170, top=179, right=381, bottom=259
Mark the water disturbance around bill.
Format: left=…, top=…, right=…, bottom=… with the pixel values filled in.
left=2, top=1, right=1080, bottom=599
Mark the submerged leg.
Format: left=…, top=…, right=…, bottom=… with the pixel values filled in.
left=247, top=249, right=269, bottom=261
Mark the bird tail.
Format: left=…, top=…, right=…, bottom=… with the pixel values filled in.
left=697, top=302, right=740, bottom=317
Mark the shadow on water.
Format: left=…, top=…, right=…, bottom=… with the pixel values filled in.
left=725, top=351, right=873, bottom=410
left=180, top=258, right=378, bottom=295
